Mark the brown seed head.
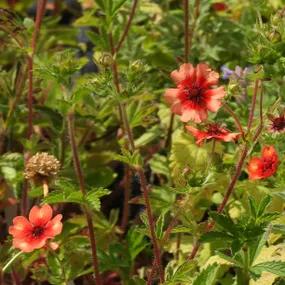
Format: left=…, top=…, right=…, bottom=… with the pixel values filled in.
left=25, top=152, right=60, bottom=182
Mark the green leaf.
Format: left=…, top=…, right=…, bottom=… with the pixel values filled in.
left=127, top=228, right=148, bottom=261
left=114, top=148, right=142, bottom=168
left=210, top=213, right=238, bottom=235
left=250, top=261, right=285, bottom=278
left=112, top=0, right=129, bottom=16
left=200, top=231, right=234, bottom=243
left=248, top=231, right=268, bottom=266
left=85, top=187, right=110, bottom=212
left=135, top=126, right=161, bottom=147
left=257, top=195, right=272, bottom=217
left=155, top=213, right=165, bottom=239
left=165, top=262, right=195, bottom=284
left=193, top=263, right=219, bottom=285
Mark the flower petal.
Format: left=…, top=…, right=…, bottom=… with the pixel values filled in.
left=247, top=157, right=263, bottom=180
left=262, top=146, right=278, bottom=162
left=171, top=101, right=182, bottom=115
left=12, top=239, right=36, bottom=253
left=185, top=126, right=208, bottom=145
left=164, top=88, right=180, bottom=105
left=171, top=63, right=194, bottom=85
left=180, top=109, right=207, bottom=123
left=44, top=214, right=63, bottom=237
left=9, top=217, right=33, bottom=239
left=29, top=204, right=53, bottom=226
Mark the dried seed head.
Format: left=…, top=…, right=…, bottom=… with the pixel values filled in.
left=25, top=152, right=60, bottom=182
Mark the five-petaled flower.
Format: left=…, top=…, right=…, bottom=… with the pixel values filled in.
left=9, top=204, right=62, bottom=252
left=164, top=63, right=226, bottom=123
left=247, top=146, right=279, bottom=180
left=269, top=113, right=285, bottom=133
left=186, top=123, right=240, bottom=145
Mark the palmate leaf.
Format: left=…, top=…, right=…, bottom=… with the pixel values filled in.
left=85, top=187, right=110, bottom=212
left=193, top=263, right=219, bottom=285
left=43, top=181, right=110, bottom=212
left=250, top=261, right=285, bottom=280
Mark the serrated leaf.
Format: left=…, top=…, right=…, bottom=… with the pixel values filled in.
left=250, top=261, right=285, bottom=278
left=210, top=213, right=238, bottom=235
left=85, top=187, right=110, bottom=212
left=193, top=263, right=219, bottom=285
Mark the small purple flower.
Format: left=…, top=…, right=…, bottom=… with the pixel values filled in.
left=221, top=65, right=234, bottom=80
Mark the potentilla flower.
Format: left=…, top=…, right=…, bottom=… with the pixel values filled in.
left=247, top=146, right=279, bottom=180
left=164, top=63, right=226, bottom=123
left=9, top=204, right=62, bottom=252
left=186, top=123, right=240, bottom=145
left=269, top=113, right=285, bottom=133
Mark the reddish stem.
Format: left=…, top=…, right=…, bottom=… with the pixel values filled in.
left=247, top=79, right=260, bottom=131
left=109, top=20, right=164, bottom=285
left=137, top=167, right=164, bottom=283
left=120, top=167, right=132, bottom=232
left=67, top=113, right=102, bottom=285
left=115, top=0, right=139, bottom=53
left=183, top=0, right=189, bottom=62
left=188, top=144, right=249, bottom=260
left=223, top=103, right=246, bottom=140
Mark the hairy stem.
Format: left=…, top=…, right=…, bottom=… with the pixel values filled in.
left=120, top=166, right=132, bottom=232
left=115, top=0, right=139, bottom=53
left=67, top=113, right=102, bottom=285
left=183, top=0, right=189, bottom=62
left=247, top=79, right=260, bottom=131
left=23, top=0, right=47, bottom=216
left=188, top=144, right=249, bottom=260
left=223, top=103, right=246, bottom=140
left=109, top=19, right=164, bottom=285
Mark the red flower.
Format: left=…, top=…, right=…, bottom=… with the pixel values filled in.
left=247, top=146, right=279, bottom=180
left=211, top=2, right=228, bottom=12
left=269, top=113, right=285, bottom=133
left=164, top=63, right=226, bottom=123
left=186, top=123, right=240, bottom=145
left=9, top=204, right=62, bottom=252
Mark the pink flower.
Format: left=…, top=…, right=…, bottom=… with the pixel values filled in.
left=186, top=123, right=240, bottom=145
left=9, top=204, right=62, bottom=253
left=247, top=146, right=279, bottom=180
left=164, top=63, right=226, bottom=123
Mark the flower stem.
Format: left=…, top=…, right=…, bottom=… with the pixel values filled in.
left=2, top=251, right=23, bottom=272
left=247, top=79, right=260, bottom=131
left=188, top=143, right=249, bottom=260
left=183, top=0, right=189, bottom=62
left=115, top=0, right=139, bottom=53
left=120, top=166, right=132, bottom=232
left=43, top=179, right=49, bottom=197
left=67, top=113, right=102, bottom=285
left=223, top=103, right=246, bottom=140
left=188, top=76, right=262, bottom=261
left=109, top=22, right=164, bottom=285
left=23, top=0, right=47, bottom=216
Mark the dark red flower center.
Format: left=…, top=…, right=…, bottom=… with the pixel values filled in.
left=207, top=124, right=224, bottom=135
left=272, top=116, right=285, bottom=132
left=184, top=86, right=204, bottom=105
left=32, top=226, right=44, bottom=238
